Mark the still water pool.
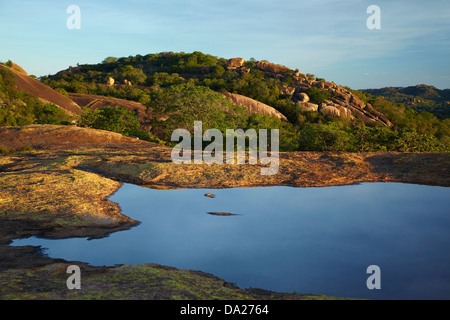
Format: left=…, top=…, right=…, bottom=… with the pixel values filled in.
left=11, top=182, right=450, bottom=299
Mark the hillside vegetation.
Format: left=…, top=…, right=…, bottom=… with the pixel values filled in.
left=0, top=64, right=72, bottom=127
left=2, top=53, right=450, bottom=152
left=363, top=85, right=450, bottom=119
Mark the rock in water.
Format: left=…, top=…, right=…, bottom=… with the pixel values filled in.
left=204, top=193, right=216, bottom=198
left=207, top=212, right=239, bottom=216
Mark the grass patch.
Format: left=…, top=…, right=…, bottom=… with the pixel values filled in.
left=0, top=146, right=34, bottom=154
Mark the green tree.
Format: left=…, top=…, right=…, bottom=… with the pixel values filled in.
left=298, top=123, right=355, bottom=151
left=78, top=106, right=140, bottom=135
left=353, top=125, right=396, bottom=152
left=306, top=87, right=331, bottom=105
left=149, top=83, right=248, bottom=140
left=115, top=65, right=146, bottom=85
left=35, top=104, right=72, bottom=125
left=102, top=57, right=118, bottom=64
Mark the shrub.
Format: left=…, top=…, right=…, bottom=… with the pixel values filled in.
left=306, top=87, right=331, bottom=105
left=78, top=106, right=140, bottom=135
left=298, top=123, right=355, bottom=152
left=35, top=103, right=72, bottom=124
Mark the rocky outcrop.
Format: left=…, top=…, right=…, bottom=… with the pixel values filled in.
left=10, top=62, right=28, bottom=76
left=107, top=77, right=115, bottom=86
left=204, top=193, right=216, bottom=198
left=256, top=61, right=291, bottom=74
left=207, top=212, right=239, bottom=216
left=222, top=92, right=288, bottom=122
left=227, top=58, right=245, bottom=70
left=297, top=102, right=318, bottom=112
left=226, top=58, right=251, bottom=75
left=319, top=104, right=341, bottom=118
left=335, top=105, right=353, bottom=119
left=124, top=79, right=132, bottom=86
left=365, top=103, right=392, bottom=125
left=252, top=62, right=393, bottom=126
left=297, top=92, right=309, bottom=103
left=277, top=84, right=296, bottom=96
left=318, top=101, right=353, bottom=119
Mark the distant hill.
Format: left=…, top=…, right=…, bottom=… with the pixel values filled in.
left=39, top=52, right=450, bottom=152
left=362, top=85, right=450, bottom=119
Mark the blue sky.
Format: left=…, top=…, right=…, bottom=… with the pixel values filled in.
left=0, top=0, right=449, bottom=89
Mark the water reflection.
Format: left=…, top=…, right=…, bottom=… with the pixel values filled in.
left=11, top=182, right=450, bottom=300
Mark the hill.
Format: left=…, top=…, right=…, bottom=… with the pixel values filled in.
left=45, top=53, right=393, bottom=127
left=2, top=53, right=450, bottom=152
left=362, top=84, right=450, bottom=119
left=39, top=52, right=450, bottom=152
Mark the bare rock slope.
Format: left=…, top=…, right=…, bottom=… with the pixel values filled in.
left=1, top=63, right=82, bottom=116
left=222, top=92, right=288, bottom=121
